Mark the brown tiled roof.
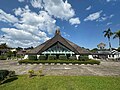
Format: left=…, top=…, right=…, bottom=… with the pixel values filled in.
left=28, top=30, right=91, bottom=55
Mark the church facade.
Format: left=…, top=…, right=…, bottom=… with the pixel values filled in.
left=25, top=30, right=91, bottom=59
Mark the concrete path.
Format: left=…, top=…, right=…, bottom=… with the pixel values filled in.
left=0, top=60, right=120, bottom=76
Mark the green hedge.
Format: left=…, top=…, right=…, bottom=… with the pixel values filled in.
left=28, top=55, right=37, bottom=60
left=48, top=55, right=56, bottom=60
left=39, top=55, right=46, bottom=60
left=18, top=59, right=100, bottom=65
left=69, top=56, right=77, bottom=60
left=0, top=70, right=9, bottom=81
left=0, top=56, right=7, bottom=60
left=79, top=55, right=89, bottom=61
left=59, top=55, right=67, bottom=60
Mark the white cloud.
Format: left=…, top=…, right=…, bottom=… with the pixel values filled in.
left=106, top=0, right=117, bottom=2
left=30, top=0, right=43, bottom=8
left=69, top=17, right=80, bottom=25
left=14, top=6, right=57, bottom=34
left=0, top=9, right=18, bottom=23
left=0, top=0, right=80, bottom=48
left=107, top=0, right=111, bottom=2
left=0, top=36, right=41, bottom=48
left=29, top=0, right=75, bottom=20
left=0, top=6, right=57, bottom=48
left=86, top=6, right=91, bottom=10
left=109, top=14, right=114, bottom=18
left=75, top=25, right=78, bottom=28
left=0, top=28, right=49, bottom=48
left=96, top=14, right=114, bottom=22
left=14, top=7, right=23, bottom=16
left=1, top=28, right=40, bottom=41
left=43, top=0, right=75, bottom=20
left=18, top=0, right=24, bottom=2
left=62, top=32, right=70, bottom=37
left=96, top=17, right=107, bottom=22
left=14, top=5, right=30, bottom=16
left=22, top=11, right=56, bottom=34
left=107, top=22, right=112, bottom=25
left=84, top=10, right=103, bottom=21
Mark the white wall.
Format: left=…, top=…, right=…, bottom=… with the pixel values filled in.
left=24, top=55, right=28, bottom=59
left=37, top=55, right=40, bottom=59
left=88, top=55, right=94, bottom=59
left=76, top=55, right=80, bottom=60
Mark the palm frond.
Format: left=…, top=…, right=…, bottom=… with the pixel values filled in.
left=113, top=30, right=120, bottom=39
left=113, top=34, right=118, bottom=39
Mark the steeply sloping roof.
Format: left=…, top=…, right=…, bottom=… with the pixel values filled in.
left=28, top=30, right=91, bottom=55
left=65, top=39, right=90, bottom=54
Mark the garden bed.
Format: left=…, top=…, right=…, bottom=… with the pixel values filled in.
left=18, top=59, right=100, bottom=65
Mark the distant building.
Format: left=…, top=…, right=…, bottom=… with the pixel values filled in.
left=89, top=49, right=120, bottom=60
left=0, top=43, right=11, bottom=55
left=97, top=42, right=106, bottom=50
left=0, top=49, right=9, bottom=55
left=17, top=50, right=27, bottom=56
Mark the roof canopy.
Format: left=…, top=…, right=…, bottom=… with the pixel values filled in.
left=28, top=30, right=91, bottom=55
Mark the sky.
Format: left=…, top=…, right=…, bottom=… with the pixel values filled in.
left=0, top=0, right=120, bottom=49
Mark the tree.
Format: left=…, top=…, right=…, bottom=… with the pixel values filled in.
left=117, top=47, right=120, bottom=52
left=103, top=28, right=113, bottom=51
left=113, top=30, right=120, bottom=47
left=0, top=43, right=9, bottom=49
left=91, top=48, right=99, bottom=53
left=16, top=47, right=23, bottom=51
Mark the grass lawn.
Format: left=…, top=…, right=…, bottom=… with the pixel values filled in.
left=0, top=75, right=120, bottom=90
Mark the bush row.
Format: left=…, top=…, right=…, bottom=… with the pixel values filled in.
left=59, top=55, right=67, bottom=60
left=48, top=55, right=56, bottom=60
left=39, top=55, right=46, bottom=60
left=79, top=56, right=89, bottom=61
left=28, top=55, right=37, bottom=60
left=28, top=55, right=89, bottom=61
left=18, top=59, right=100, bottom=65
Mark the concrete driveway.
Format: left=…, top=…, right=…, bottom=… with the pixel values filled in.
left=0, top=60, right=120, bottom=76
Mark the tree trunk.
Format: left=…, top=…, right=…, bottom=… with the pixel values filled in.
left=108, top=38, right=112, bottom=51
left=119, top=37, right=120, bottom=47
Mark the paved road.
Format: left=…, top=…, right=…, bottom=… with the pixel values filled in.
left=0, top=60, right=120, bottom=76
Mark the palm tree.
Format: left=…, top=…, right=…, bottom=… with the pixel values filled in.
left=113, top=30, right=120, bottom=47
left=103, top=28, right=113, bottom=51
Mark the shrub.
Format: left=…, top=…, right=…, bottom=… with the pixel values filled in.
left=39, top=55, right=46, bottom=60
left=6, top=51, right=13, bottom=57
left=59, top=55, right=67, bottom=60
left=48, top=55, right=56, bottom=60
left=8, top=71, right=15, bottom=77
left=28, top=70, right=34, bottom=78
left=38, top=70, right=42, bottom=76
left=0, top=56, right=7, bottom=60
left=0, top=70, right=16, bottom=85
left=79, top=55, right=89, bottom=61
left=28, top=55, right=37, bottom=60
left=0, top=70, right=9, bottom=81
left=69, top=56, right=77, bottom=60
left=17, top=55, right=22, bottom=58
